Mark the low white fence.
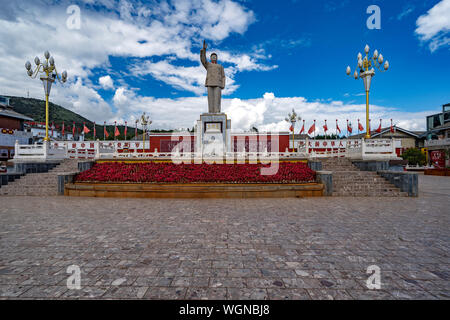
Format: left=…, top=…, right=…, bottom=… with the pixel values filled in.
left=13, top=138, right=401, bottom=161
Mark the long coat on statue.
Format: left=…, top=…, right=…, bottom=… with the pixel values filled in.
left=200, top=49, right=226, bottom=88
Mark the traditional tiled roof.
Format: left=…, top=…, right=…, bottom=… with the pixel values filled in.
left=0, top=103, right=33, bottom=121
left=348, top=126, right=425, bottom=139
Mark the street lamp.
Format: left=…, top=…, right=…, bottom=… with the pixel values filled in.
left=25, top=51, right=67, bottom=141
left=135, top=119, right=139, bottom=140
left=285, top=108, right=301, bottom=151
left=346, top=44, right=389, bottom=139
left=140, top=112, right=152, bottom=152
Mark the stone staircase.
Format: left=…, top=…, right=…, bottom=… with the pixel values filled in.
left=321, top=158, right=407, bottom=197
left=0, top=159, right=79, bottom=196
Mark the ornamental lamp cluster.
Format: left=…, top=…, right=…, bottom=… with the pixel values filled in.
left=345, top=44, right=389, bottom=139
left=346, top=44, right=389, bottom=81
left=285, top=108, right=301, bottom=150
left=140, top=112, right=152, bottom=149
left=25, top=50, right=67, bottom=141
left=25, top=51, right=67, bottom=88
left=285, top=108, right=301, bottom=126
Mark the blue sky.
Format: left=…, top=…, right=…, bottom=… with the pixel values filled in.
left=0, top=0, right=449, bottom=132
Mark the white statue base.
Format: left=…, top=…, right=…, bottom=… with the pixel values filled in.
left=196, top=113, right=231, bottom=157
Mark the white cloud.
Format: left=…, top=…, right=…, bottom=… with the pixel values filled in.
left=99, top=75, right=114, bottom=90
left=52, top=77, right=115, bottom=122
left=415, top=0, right=450, bottom=51
left=98, top=91, right=433, bottom=133
left=397, top=5, right=415, bottom=21
left=0, top=0, right=272, bottom=114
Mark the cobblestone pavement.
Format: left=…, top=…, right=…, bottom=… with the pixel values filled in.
left=0, top=175, right=448, bottom=300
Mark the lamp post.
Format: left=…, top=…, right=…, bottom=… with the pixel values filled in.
left=346, top=44, right=389, bottom=139
left=140, top=112, right=151, bottom=152
left=285, top=108, right=301, bottom=151
left=25, top=51, right=67, bottom=142
left=135, top=119, right=139, bottom=140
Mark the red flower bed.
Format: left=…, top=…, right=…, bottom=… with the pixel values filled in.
left=75, top=162, right=316, bottom=184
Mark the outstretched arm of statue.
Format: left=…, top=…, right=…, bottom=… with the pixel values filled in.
left=200, top=40, right=208, bottom=69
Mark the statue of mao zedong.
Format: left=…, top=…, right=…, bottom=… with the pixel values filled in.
left=200, top=40, right=226, bottom=114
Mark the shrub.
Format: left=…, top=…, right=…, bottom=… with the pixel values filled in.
left=401, top=148, right=426, bottom=166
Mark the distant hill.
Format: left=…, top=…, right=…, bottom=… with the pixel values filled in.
left=7, top=96, right=91, bottom=126
left=5, top=95, right=173, bottom=140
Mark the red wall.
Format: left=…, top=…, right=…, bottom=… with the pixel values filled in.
left=147, top=133, right=290, bottom=152
left=0, top=116, right=21, bottom=130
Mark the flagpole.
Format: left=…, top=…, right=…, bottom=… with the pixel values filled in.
left=357, top=119, right=360, bottom=137
left=103, top=121, right=106, bottom=141
left=114, top=121, right=117, bottom=141
left=379, top=119, right=382, bottom=138
left=346, top=119, right=349, bottom=138
left=314, top=120, right=316, bottom=140
left=125, top=121, right=127, bottom=141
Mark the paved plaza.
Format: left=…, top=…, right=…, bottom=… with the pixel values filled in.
left=0, top=175, right=448, bottom=300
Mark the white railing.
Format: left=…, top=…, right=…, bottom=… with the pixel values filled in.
left=13, top=138, right=401, bottom=161
left=362, top=139, right=398, bottom=159
left=425, top=138, right=450, bottom=148
left=14, top=141, right=66, bottom=161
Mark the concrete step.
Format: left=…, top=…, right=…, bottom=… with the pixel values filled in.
left=321, top=158, right=406, bottom=197
left=0, top=159, right=79, bottom=196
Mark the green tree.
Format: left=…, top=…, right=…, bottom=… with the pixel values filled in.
left=401, top=148, right=426, bottom=166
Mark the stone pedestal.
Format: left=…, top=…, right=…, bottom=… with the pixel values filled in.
left=196, top=113, right=231, bottom=156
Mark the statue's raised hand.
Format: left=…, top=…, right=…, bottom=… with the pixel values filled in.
left=203, top=40, right=207, bottom=50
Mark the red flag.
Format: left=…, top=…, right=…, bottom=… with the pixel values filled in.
left=72, top=122, right=76, bottom=136
left=83, top=123, right=90, bottom=134
left=308, top=122, right=315, bottom=135
left=135, top=126, right=138, bottom=139
left=51, top=121, right=54, bottom=137
left=124, top=121, right=127, bottom=137
left=289, top=124, right=294, bottom=132
left=104, top=125, right=109, bottom=138
left=115, top=126, right=120, bottom=137
left=62, top=122, right=65, bottom=136
left=347, top=121, right=353, bottom=133
left=299, top=121, right=305, bottom=134
left=376, top=119, right=382, bottom=133
left=93, top=122, right=96, bottom=138
left=390, top=119, right=394, bottom=133
left=336, top=120, right=341, bottom=134
left=323, top=120, right=328, bottom=132
left=358, top=122, right=364, bottom=132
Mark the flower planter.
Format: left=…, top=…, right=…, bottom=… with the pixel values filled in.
left=69, top=161, right=321, bottom=198
left=65, top=182, right=324, bottom=198
left=75, top=162, right=316, bottom=184
left=424, top=168, right=450, bottom=176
